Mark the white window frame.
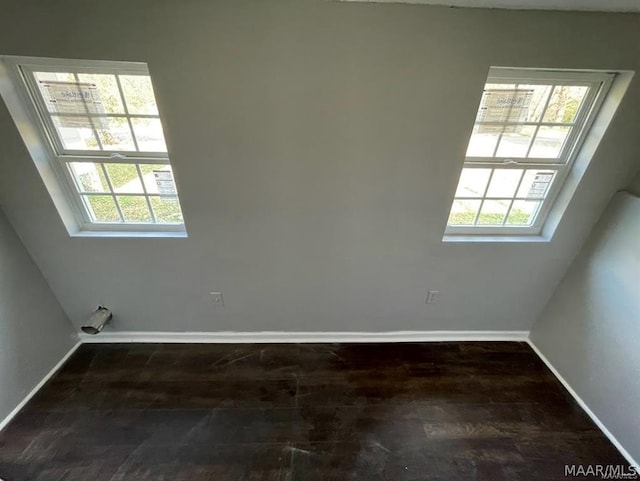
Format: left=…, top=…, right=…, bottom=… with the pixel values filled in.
left=0, top=55, right=187, bottom=237
left=445, top=68, right=615, bottom=238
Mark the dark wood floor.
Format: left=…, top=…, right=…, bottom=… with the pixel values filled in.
left=0, top=342, right=627, bottom=480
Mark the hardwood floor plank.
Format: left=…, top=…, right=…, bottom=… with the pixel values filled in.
left=0, top=342, right=629, bottom=481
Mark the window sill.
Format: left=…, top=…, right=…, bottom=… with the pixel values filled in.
left=442, top=234, right=550, bottom=243
left=69, top=229, right=188, bottom=239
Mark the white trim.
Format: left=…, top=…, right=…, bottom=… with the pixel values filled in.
left=0, top=340, right=82, bottom=432
left=443, top=233, right=551, bottom=243
left=79, top=330, right=530, bottom=343
left=70, top=229, right=188, bottom=238
left=336, top=0, right=640, bottom=13
left=527, top=339, right=639, bottom=470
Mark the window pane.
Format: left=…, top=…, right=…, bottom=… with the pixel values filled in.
left=34, top=71, right=75, bottom=85
left=139, top=164, right=176, bottom=195
left=84, top=195, right=120, bottom=223
left=454, top=168, right=491, bottom=197
left=34, top=72, right=104, bottom=115
left=477, top=199, right=510, bottom=225
left=104, top=164, right=143, bottom=193
left=448, top=199, right=480, bottom=225
left=96, top=117, right=136, bottom=151
left=485, top=169, right=523, bottom=198
left=475, top=84, right=556, bottom=124
left=131, top=118, right=167, bottom=152
left=466, top=127, right=500, bottom=157
left=516, top=170, right=556, bottom=199
left=119, top=75, right=159, bottom=115
left=117, top=195, right=152, bottom=223
left=507, top=200, right=541, bottom=225
left=483, top=83, right=516, bottom=90
left=68, top=162, right=109, bottom=192
left=517, top=84, right=553, bottom=123
left=476, top=86, right=535, bottom=124
left=449, top=199, right=481, bottom=225
left=542, top=86, right=588, bottom=124
left=495, top=126, right=535, bottom=158
left=51, top=117, right=99, bottom=150
left=76, top=73, right=125, bottom=114
left=150, top=196, right=184, bottom=224
left=528, top=126, right=571, bottom=159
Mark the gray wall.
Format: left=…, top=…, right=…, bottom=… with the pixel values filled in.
left=1, top=1, right=640, bottom=333
left=0, top=209, right=77, bottom=425
left=530, top=189, right=640, bottom=464
left=628, top=172, right=640, bottom=195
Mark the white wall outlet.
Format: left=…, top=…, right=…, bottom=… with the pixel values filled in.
left=210, top=292, right=224, bottom=306
left=426, top=290, right=439, bottom=304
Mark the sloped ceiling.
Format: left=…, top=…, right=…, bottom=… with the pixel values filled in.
left=338, top=0, right=640, bottom=12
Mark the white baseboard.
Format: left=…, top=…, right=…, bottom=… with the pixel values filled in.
left=527, top=340, right=639, bottom=470
left=0, top=340, right=82, bottom=432
left=79, top=330, right=530, bottom=344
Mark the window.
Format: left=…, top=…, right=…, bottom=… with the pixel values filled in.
left=0, top=56, right=186, bottom=236
left=445, top=68, right=614, bottom=238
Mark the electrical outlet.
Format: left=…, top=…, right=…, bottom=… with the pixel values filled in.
left=210, top=292, right=224, bottom=306
left=426, top=290, right=439, bottom=304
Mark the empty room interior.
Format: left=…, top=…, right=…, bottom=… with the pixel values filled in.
left=1, top=0, right=639, bottom=479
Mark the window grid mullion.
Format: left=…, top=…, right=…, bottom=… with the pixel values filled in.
left=475, top=121, right=576, bottom=128
left=49, top=112, right=159, bottom=119
left=524, top=125, right=540, bottom=159
left=127, top=116, right=141, bottom=152
left=480, top=168, right=494, bottom=198
left=473, top=199, right=485, bottom=226
left=79, top=192, right=150, bottom=197
left=489, top=81, right=520, bottom=158
left=114, top=75, right=142, bottom=153
left=59, top=153, right=169, bottom=163
left=455, top=196, right=546, bottom=201
left=135, top=163, right=157, bottom=223
left=473, top=168, right=496, bottom=225
left=490, top=82, right=521, bottom=157
left=491, top=133, right=503, bottom=158
left=511, top=168, right=528, bottom=200
left=524, top=83, right=558, bottom=159
left=71, top=72, right=106, bottom=152
left=500, top=199, right=516, bottom=226
left=501, top=169, right=527, bottom=225
left=464, top=157, right=565, bottom=166
left=99, top=162, right=125, bottom=222
left=537, top=84, right=558, bottom=123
